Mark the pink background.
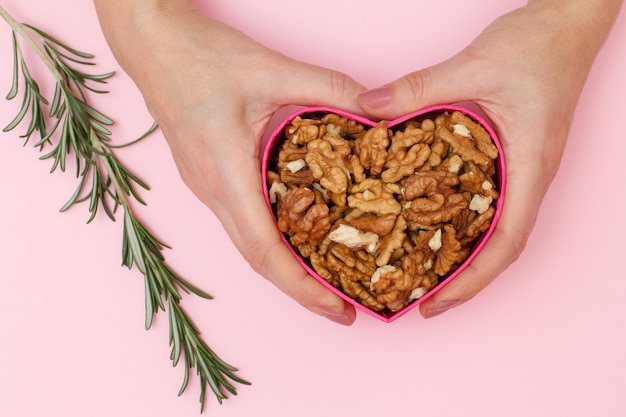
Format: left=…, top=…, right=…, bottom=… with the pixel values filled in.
left=1, top=0, right=625, bottom=416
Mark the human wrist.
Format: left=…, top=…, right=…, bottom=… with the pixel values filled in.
left=516, top=0, right=622, bottom=95
left=526, top=0, right=622, bottom=47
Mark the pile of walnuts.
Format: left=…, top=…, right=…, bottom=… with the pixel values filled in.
left=266, top=110, right=500, bottom=314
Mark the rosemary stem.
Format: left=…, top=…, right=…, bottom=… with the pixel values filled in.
left=0, top=4, right=64, bottom=82
left=88, top=127, right=132, bottom=209
left=1, top=9, right=249, bottom=408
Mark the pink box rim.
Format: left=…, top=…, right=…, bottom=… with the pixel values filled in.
left=262, top=104, right=506, bottom=323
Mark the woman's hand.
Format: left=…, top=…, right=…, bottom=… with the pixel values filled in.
left=94, top=0, right=366, bottom=325
left=358, top=0, right=622, bottom=318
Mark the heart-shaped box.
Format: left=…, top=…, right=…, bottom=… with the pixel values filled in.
left=262, top=104, right=506, bottom=322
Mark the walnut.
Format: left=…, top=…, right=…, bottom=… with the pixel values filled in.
left=367, top=231, right=445, bottom=313
left=329, top=244, right=377, bottom=278
left=438, top=154, right=463, bottom=174
left=433, top=225, right=464, bottom=276
left=328, top=224, right=379, bottom=253
left=403, top=171, right=470, bottom=226
left=366, top=249, right=434, bottom=312
left=347, top=154, right=366, bottom=183
left=347, top=178, right=403, bottom=215
left=342, top=208, right=366, bottom=223
left=427, top=140, right=447, bottom=169
left=388, top=247, right=406, bottom=265
left=275, top=144, right=313, bottom=186
left=451, top=111, right=499, bottom=160
left=281, top=167, right=315, bottom=187
left=310, top=242, right=383, bottom=310
left=370, top=265, right=404, bottom=292
left=355, top=121, right=390, bottom=176
left=310, top=251, right=339, bottom=287
left=266, top=171, right=288, bottom=204
left=311, top=243, right=376, bottom=287
left=371, top=265, right=411, bottom=311
left=268, top=182, right=288, bottom=205
left=285, top=116, right=324, bottom=144
left=278, top=142, right=308, bottom=164
left=463, top=206, right=496, bottom=240
left=306, top=136, right=352, bottom=204
left=401, top=249, right=427, bottom=279
left=402, top=171, right=460, bottom=200
left=346, top=213, right=397, bottom=236
left=375, top=215, right=407, bottom=267
left=428, top=228, right=444, bottom=252
left=402, top=171, right=468, bottom=226
left=276, top=187, right=330, bottom=255
left=410, top=230, right=436, bottom=271
left=405, top=192, right=470, bottom=226
left=340, top=274, right=385, bottom=311
left=387, top=125, right=428, bottom=160
left=382, top=143, right=431, bottom=183
left=450, top=207, right=493, bottom=248
left=469, top=194, right=493, bottom=214
left=421, top=118, right=436, bottom=132
left=437, top=125, right=492, bottom=169
left=328, top=204, right=349, bottom=224
left=321, top=113, right=366, bottom=139
left=351, top=248, right=379, bottom=277
left=459, top=161, right=499, bottom=200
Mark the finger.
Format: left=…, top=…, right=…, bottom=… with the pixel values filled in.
left=357, top=56, right=487, bottom=120
left=263, top=56, right=367, bottom=114
left=167, top=122, right=357, bottom=326
left=418, top=166, right=543, bottom=319
left=211, top=160, right=357, bottom=326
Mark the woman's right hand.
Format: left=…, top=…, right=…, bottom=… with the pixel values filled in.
left=94, top=0, right=367, bottom=325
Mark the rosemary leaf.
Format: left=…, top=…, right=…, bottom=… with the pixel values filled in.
left=23, top=23, right=95, bottom=59
left=109, top=121, right=158, bottom=149
left=123, top=209, right=148, bottom=273
left=144, top=274, right=156, bottom=330
left=1, top=4, right=250, bottom=411
left=3, top=79, right=30, bottom=131
left=6, top=32, right=19, bottom=100
left=59, top=169, right=87, bottom=213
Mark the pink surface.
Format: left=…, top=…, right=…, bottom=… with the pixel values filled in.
left=1, top=1, right=626, bottom=416
left=262, top=105, right=506, bottom=322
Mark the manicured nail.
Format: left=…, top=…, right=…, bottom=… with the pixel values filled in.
left=314, top=305, right=353, bottom=326
left=360, top=86, right=392, bottom=108
left=424, top=299, right=463, bottom=319
left=325, top=313, right=354, bottom=326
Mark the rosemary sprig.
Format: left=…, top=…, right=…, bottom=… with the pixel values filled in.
left=0, top=5, right=249, bottom=411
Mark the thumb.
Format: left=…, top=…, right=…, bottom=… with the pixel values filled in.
left=358, top=58, right=474, bottom=120
left=270, top=57, right=366, bottom=114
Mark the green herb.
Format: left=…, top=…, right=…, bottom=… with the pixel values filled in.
left=0, top=4, right=249, bottom=412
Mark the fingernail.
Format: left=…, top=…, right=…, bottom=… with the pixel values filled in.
left=360, top=86, right=392, bottom=108
left=325, top=313, right=354, bottom=326
left=314, top=305, right=353, bottom=326
left=424, top=299, right=463, bottom=319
